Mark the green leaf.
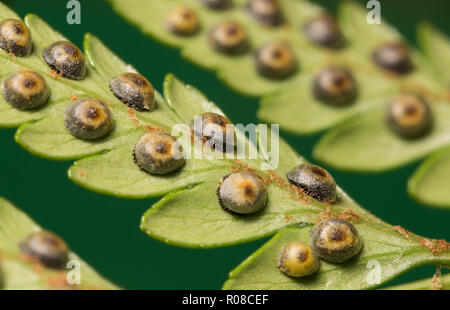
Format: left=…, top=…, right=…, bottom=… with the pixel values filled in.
left=0, top=198, right=118, bottom=290
left=418, top=22, right=450, bottom=85
left=313, top=102, right=450, bottom=172
left=223, top=224, right=450, bottom=290
left=385, top=273, right=450, bottom=290
left=408, top=148, right=450, bottom=209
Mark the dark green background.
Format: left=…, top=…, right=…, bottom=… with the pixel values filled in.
left=1, top=0, right=449, bottom=289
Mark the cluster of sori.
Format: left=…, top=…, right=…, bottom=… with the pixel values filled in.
left=163, top=0, right=433, bottom=139
left=277, top=217, right=362, bottom=278
left=0, top=16, right=236, bottom=177
left=165, top=0, right=299, bottom=80
left=213, top=139, right=363, bottom=278
left=279, top=165, right=362, bottom=278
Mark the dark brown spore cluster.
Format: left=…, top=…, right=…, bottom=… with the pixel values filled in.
left=42, top=41, right=86, bottom=80
left=372, top=42, right=413, bottom=74
left=110, top=72, right=155, bottom=111
left=2, top=69, right=50, bottom=110
left=303, top=14, right=344, bottom=49
left=286, top=163, right=336, bottom=204
left=20, top=231, right=69, bottom=269
left=0, top=18, right=32, bottom=56
left=216, top=171, right=268, bottom=214
left=133, top=131, right=185, bottom=175
left=246, top=0, right=284, bottom=27
left=312, top=66, right=357, bottom=106
left=255, top=41, right=298, bottom=80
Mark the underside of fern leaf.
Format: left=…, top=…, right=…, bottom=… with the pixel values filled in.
left=108, top=0, right=450, bottom=209
left=0, top=198, right=117, bottom=290
left=0, top=2, right=449, bottom=290
left=223, top=224, right=450, bottom=290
